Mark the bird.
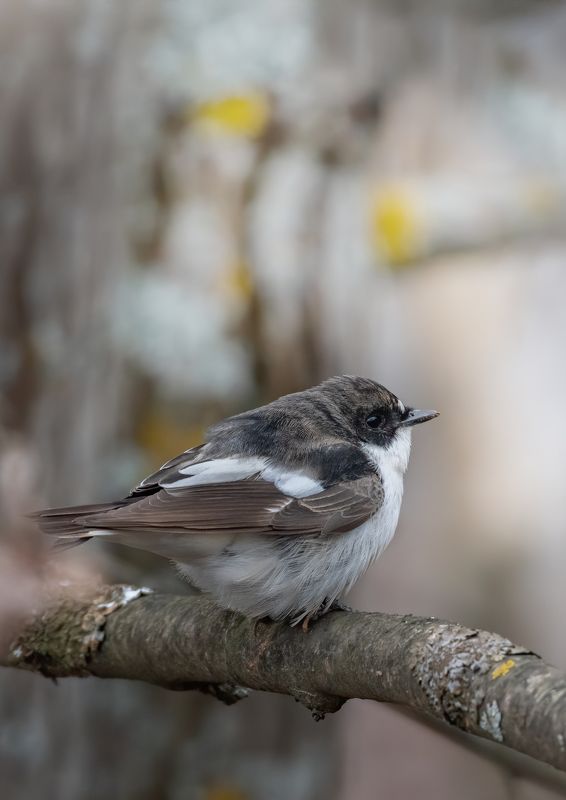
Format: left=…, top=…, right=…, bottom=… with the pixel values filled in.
left=34, top=375, right=438, bottom=628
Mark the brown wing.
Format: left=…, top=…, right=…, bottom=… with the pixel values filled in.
left=273, top=479, right=383, bottom=534
left=79, top=474, right=383, bottom=537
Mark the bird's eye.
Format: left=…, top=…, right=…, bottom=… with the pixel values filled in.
left=366, top=412, right=383, bottom=429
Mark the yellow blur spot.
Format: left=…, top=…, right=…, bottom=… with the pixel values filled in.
left=192, top=93, right=270, bottom=138
left=370, top=188, right=421, bottom=267
left=220, top=262, right=254, bottom=301
left=206, top=786, right=247, bottom=800
left=491, top=659, right=516, bottom=680
left=138, top=413, right=204, bottom=467
left=525, top=180, right=560, bottom=218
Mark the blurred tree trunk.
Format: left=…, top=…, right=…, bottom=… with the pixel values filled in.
left=0, top=3, right=340, bottom=799
left=0, top=0, right=146, bottom=505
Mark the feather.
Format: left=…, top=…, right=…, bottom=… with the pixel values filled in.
left=72, top=474, right=382, bottom=538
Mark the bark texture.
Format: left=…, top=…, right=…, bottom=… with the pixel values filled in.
left=2, top=584, right=566, bottom=773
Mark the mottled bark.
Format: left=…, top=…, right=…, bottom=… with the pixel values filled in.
left=1, top=584, right=565, bottom=773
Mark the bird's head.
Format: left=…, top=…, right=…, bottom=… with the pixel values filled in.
left=210, top=375, right=438, bottom=475
left=313, top=375, right=437, bottom=444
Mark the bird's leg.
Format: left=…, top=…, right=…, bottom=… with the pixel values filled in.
left=318, top=597, right=353, bottom=616
left=301, top=614, right=314, bottom=633
left=325, top=598, right=353, bottom=613
left=299, top=598, right=353, bottom=632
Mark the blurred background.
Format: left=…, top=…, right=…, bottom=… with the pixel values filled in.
left=2, top=0, right=566, bottom=798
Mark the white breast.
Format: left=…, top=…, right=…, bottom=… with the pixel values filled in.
left=361, top=429, right=412, bottom=553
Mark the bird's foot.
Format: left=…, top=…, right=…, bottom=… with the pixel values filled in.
left=326, top=599, right=353, bottom=613
left=298, top=598, right=353, bottom=632
left=301, top=614, right=314, bottom=633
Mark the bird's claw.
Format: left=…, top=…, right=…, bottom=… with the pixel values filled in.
left=300, top=598, right=353, bottom=631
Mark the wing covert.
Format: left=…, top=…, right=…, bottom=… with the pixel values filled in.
left=79, top=472, right=382, bottom=537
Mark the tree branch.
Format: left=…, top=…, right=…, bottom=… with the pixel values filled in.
left=2, top=584, right=566, bottom=773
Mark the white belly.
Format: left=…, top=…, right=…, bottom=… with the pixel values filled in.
left=177, top=469, right=405, bottom=621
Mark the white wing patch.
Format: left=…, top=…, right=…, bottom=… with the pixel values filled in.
left=261, top=466, right=322, bottom=498
left=160, top=456, right=323, bottom=498
left=161, top=457, right=266, bottom=488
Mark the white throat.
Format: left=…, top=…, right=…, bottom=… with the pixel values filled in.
left=364, top=427, right=412, bottom=477
left=361, top=428, right=412, bottom=549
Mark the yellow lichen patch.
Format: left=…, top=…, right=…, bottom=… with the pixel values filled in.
left=192, top=92, right=270, bottom=138
left=369, top=187, right=422, bottom=267
left=491, top=659, right=516, bottom=680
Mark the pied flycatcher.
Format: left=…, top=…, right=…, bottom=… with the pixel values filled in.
left=35, top=376, right=438, bottom=626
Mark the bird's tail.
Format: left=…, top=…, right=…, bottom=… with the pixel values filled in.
left=30, top=501, right=125, bottom=551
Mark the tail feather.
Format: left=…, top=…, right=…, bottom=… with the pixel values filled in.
left=30, top=501, right=128, bottom=550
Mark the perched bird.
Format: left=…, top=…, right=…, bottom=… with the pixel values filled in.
left=35, top=376, right=438, bottom=627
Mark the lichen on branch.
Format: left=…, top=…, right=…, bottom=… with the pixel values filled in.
left=2, top=584, right=566, bottom=774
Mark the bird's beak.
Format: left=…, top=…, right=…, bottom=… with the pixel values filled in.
left=400, top=408, right=439, bottom=427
